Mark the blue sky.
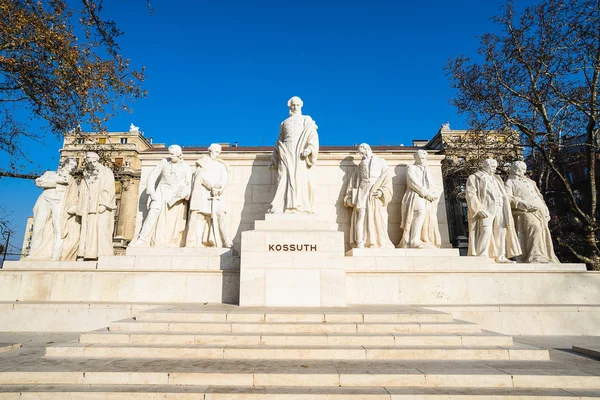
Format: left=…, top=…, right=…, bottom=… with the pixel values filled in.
left=0, top=0, right=539, bottom=257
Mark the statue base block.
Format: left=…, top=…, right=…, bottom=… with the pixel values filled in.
left=240, top=214, right=348, bottom=307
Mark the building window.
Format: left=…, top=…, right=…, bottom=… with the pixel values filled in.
left=497, top=136, right=505, bottom=142
left=120, top=138, right=128, bottom=144
left=76, top=138, right=85, bottom=144
left=98, top=138, right=107, bottom=144
left=114, top=157, right=124, bottom=167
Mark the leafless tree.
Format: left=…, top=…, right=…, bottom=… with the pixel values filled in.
left=446, top=0, right=600, bottom=269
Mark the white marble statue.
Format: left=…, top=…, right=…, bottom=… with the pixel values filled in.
left=268, top=96, right=319, bottom=214
left=344, top=143, right=394, bottom=248
left=466, top=159, right=521, bottom=263
left=28, top=158, right=79, bottom=261
left=399, top=150, right=442, bottom=249
left=505, top=161, right=559, bottom=263
left=186, top=143, right=233, bottom=248
left=130, top=144, right=192, bottom=247
left=129, top=123, right=140, bottom=133
left=77, top=152, right=116, bottom=260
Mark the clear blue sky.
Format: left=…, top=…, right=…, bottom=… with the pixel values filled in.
left=0, top=0, right=538, bottom=258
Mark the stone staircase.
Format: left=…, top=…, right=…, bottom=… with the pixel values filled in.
left=1, top=304, right=600, bottom=399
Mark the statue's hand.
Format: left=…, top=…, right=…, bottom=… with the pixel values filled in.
left=149, top=192, right=157, bottom=202
left=98, top=205, right=107, bottom=214
left=372, top=190, right=383, bottom=199
left=343, top=196, right=352, bottom=207
left=301, top=148, right=311, bottom=158
left=268, top=163, right=276, bottom=171
left=475, top=210, right=489, bottom=219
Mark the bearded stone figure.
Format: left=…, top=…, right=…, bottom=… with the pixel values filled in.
left=466, top=159, right=521, bottom=263
left=268, top=96, right=319, bottom=214
left=344, top=143, right=394, bottom=248
left=77, top=152, right=116, bottom=260
left=505, top=161, right=559, bottom=263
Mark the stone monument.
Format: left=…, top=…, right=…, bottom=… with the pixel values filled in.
left=399, top=150, right=441, bottom=249
left=77, top=152, right=116, bottom=260
left=186, top=143, right=233, bottom=248
left=27, top=158, right=79, bottom=261
left=268, top=96, right=319, bottom=214
left=344, top=143, right=394, bottom=248
left=130, top=144, right=192, bottom=247
left=240, top=96, right=347, bottom=307
left=505, top=161, right=559, bottom=263
left=465, top=158, right=521, bottom=263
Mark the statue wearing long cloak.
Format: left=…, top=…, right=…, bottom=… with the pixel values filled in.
left=145, top=158, right=192, bottom=247
left=466, top=170, right=521, bottom=259
left=77, top=164, right=116, bottom=259
left=269, top=114, right=319, bottom=214
left=505, top=174, right=559, bottom=263
left=346, top=155, right=394, bottom=248
left=399, top=163, right=442, bottom=248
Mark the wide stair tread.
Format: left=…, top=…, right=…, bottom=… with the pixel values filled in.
left=0, top=385, right=598, bottom=399
left=108, top=318, right=481, bottom=334
left=79, top=329, right=513, bottom=346
left=46, top=341, right=548, bottom=360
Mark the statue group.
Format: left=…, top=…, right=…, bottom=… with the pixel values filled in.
left=27, top=152, right=116, bottom=261
left=26, top=97, right=559, bottom=264
left=130, top=143, right=233, bottom=249
left=466, top=159, right=559, bottom=263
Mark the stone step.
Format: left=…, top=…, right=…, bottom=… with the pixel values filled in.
left=108, top=319, right=481, bottom=334
left=0, top=385, right=597, bottom=399
left=79, top=330, right=513, bottom=346
left=135, top=310, right=455, bottom=323
left=45, top=343, right=548, bottom=360
left=1, top=365, right=598, bottom=387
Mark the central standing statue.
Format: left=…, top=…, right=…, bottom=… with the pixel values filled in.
left=268, top=96, right=319, bottom=214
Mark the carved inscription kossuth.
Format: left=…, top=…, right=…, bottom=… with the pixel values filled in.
left=268, top=244, right=318, bottom=252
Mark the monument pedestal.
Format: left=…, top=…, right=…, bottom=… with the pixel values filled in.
left=239, top=214, right=349, bottom=307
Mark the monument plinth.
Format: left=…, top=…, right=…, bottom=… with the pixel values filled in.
left=239, top=213, right=349, bottom=307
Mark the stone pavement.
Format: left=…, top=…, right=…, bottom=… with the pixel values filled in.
left=0, top=305, right=598, bottom=399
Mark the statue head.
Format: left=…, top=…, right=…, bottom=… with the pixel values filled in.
left=168, top=144, right=183, bottom=164
left=287, top=96, right=303, bottom=116
left=482, top=158, right=498, bottom=174
left=358, top=143, right=372, bottom=159
left=60, top=157, right=78, bottom=173
left=208, top=143, right=222, bottom=160
left=85, top=152, right=100, bottom=170
left=414, top=150, right=428, bottom=165
left=511, top=160, right=527, bottom=177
